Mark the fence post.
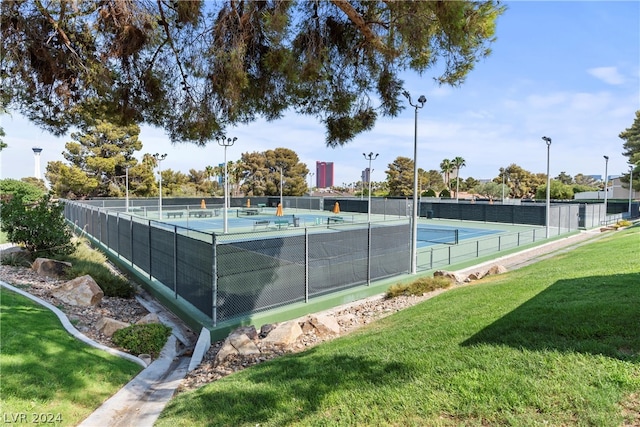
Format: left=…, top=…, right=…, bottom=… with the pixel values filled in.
left=148, top=220, right=152, bottom=280
left=212, top=233, right=217, bottom=327
left=173, top=225, right=178, bottom=298
left=116, top=212, right=120, bottom=259
left=366, top=223, right=372, bottom=285
left=130, top=215, right=134, bottom=267
left=304, top=227, right=309, bottom=302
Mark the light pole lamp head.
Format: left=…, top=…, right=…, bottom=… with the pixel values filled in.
left=542, top=136, right=551, bottom=146
left=603, top=155, right=609, bottom=161
left=417, top=95, right=427, bottom=105
left=153, top=153, right=167, bottom=161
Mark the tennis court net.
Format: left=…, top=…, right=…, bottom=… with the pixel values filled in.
left=417, top=227, right=459, bottom=245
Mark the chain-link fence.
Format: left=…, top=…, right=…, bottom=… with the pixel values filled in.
left=64, top=197, right=609, bottom=330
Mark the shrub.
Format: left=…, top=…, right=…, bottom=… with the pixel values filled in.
left=385, top=276, right=452, bottom=299
left=0, top=192, right=77, bottom=258
left=62, top=239, right=136, bottom=298
left=112, top=323, right=172, bottom=357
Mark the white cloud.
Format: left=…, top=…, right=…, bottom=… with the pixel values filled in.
left=587, top=66, right=625, bottom=85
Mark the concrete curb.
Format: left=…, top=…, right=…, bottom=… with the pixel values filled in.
left=0, top=281, right=147, bottom=368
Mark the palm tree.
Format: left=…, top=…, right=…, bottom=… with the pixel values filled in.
left=452, top=156, right=466, bottom=201
left=440, top=159, right=454, bottom=190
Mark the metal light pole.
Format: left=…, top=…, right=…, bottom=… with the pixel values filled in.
left=629, top=164, right=634, bottom=216
left=500, top=170, right=509, bottom=203
left=603, top=155, right=609, bottom=225
left=308, top=172, right=314, bottom=193
left=216, top=136, right=237, bottom=233
left=279, top=166, right=284, bottom=207
left=363, top=152, right=378, bottom=222
left=153, top=153, right=167, bottom=219
left=404, top=90, right=427, bottom=274
left=542, top=137, right=551, bottom=238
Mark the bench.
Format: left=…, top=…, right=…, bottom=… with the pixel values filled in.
left=253, top=220, right=270, bottom=230
left=257, top=203, right=267, bottom=209
left=274, top=219, right=290, bottom=229
left=189, top=209, right=214, bottom=218
left=166, top=211, right=184, bottom=218
left=327, top=216, right=344, bottom=225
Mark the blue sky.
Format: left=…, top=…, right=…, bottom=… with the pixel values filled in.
left=1, top=1, right=638, bottom=187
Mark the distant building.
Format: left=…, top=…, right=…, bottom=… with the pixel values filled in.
left=32, top=147, right=43, bottom=180
left=316, top=161, right=334, bottom=188
left=361, top=167, right=371, bottom=184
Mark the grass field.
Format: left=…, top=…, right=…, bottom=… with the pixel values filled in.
left=156, top=226, right=640, bottom=426
left=0, top=288, right=142, bottom=426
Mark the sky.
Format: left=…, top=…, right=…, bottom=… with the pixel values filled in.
left=1, top=1, right=639, bottom=188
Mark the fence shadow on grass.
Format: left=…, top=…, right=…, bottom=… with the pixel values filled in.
left=461, top=273, right=640, bottom=361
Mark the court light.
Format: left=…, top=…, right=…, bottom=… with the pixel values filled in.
left=603, top=155, right=609, bottom=225
left=216, top=135, right=237, bottom=233
left=362, top=152, right=378, bottom=222
left=542, top=136, right=551, bottom=238
left=153, top=153, right=167, bottom=218
left=404, top=90, right=427, bottom=274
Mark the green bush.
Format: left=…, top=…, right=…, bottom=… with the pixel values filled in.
left=439, top=188, right=451, bottom=198
left=385, top=276, right=453, bottom=299
left=0, top=192, right=77, bottom=258
left=112, top=323, right=172, bottom=358
left=62, top=239, right=136, bottom=298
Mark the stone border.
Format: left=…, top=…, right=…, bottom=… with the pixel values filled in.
left=0, top=280, right=148, bottom=368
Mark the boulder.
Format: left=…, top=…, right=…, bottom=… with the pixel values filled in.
left=308, top=314, right=341, bottom=336
left=214, top=328, right=261, bottom=365
left=51, top=275, right=103, bottom=307
left=487, top=265, right=507, bottom=275
left=467, top=269, right=488, bottom=281
left=262, top=321, right=302, bottom=346
left=433, top=270, right=463, bottom=283
left=96, top=317, right=130, bottom=337
left=136, top=313, right=160, bottom=325
left=32, top=257, right=72, bottom=278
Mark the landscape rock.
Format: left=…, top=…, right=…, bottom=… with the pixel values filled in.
left=487, top=265, right=507, bottom=275
left=50, top=275, right=103, bottom=307
left=308, top=314, right=341, bottom=336
left=467, top=269, right=488, bottom=281
left=32, top=257, right=72, bottom=278
left=96, top=316, right=130, bottom=337
left=262, top=321, right=302, bottom=346
left=136, top=313, right=160, bottom=325
left=434, top=270, right=463, bottom=283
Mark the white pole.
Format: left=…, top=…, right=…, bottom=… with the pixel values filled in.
left=603, top=155, right=609, bottom=225
left=153, top=153, right=167, bottom=219
left=542, top=137, right=551, bottom=238
left=404, top=91, right=426, bottom=274
left=629, top=165, right=634, bottom=216
left=363, top=153, right=378, bottom=222
left=217, top=136, right=236, bottom=233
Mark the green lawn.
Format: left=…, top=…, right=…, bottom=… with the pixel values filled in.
left=0, top=289, right=142, bottom=426
left=157, top=227, right=640, bottom=426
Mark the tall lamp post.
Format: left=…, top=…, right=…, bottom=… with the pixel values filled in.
left=542, top=137, right=551, bottom=238
left=603, top=155, right=609, bottom=225
left=153, top=153, right=167, bottom=218
left=362, top=152, right=378, bottom=222
left=216, top=135, right=237, bottom=233
left=279, top=166, right=284, bottom=207
left=501, top=169, right=509, bottom=202
left=404, top=90, right=427, bottom=274
left=629, top=164, right=634, bottom=217
left=308, top=172, right=314, bottom=193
